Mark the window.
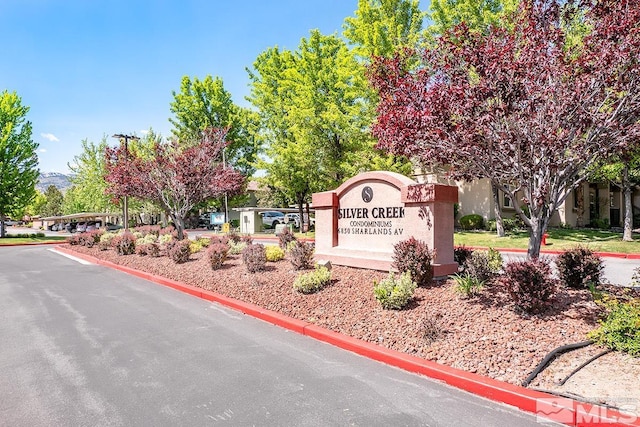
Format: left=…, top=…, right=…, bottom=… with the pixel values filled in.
left=502, top=186, right=514, bottom=208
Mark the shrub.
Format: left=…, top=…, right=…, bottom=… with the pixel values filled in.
left=227, top=230, right=241, bottom=244
left=79, top=230, right=103, bottom=247
left=207, top=242, right=230, bottom=270
left=158, top=233, right=174, bottom=246
left=463, top=251, right=494, bottom=283
left=166, top=239, right=191, bottom=264
left=588, top=298, right=640, bottom=356
left=265, top=245, right=285, bottom=262
left=209, top=235, right=229, bottom=246
left=452, top=273, right=484, bottom=298
left=229, top=241, right=247, bottom=255
left=459, top=214, right=484, bottom=230
left=487, top=247, right=503, bottom=273
left=500, top=259, right=556, bottom=314
left=556, top=246, right=604, bottom=289
left=99, top=232, right=117, bottom=250
left=134, top=225, right=161, bottom=237
left=293, top=266, right=331, bottom=294
left=374, top=271, right=417, bottom=310
left=454, top=245, right=473, bottom=268
left=189, top=240, right=206, bottom=254
left=289, top=241, right=315, bottom=270
left=138, top=242, right=160, bottom=257
left=486, top=217, right=519, bottom=232
left=243, top=243, right=266, bottom=273
left=279, top=227, right=297, bottom=249
left=422, top=313, right=445, bottom=344
left=112, top=232, right=137, bottom=255
left=392, top=237, right=434, bottom=287
left=66, top=234, right=82, bottom=245
left=240, top=234, right=253, bottom=244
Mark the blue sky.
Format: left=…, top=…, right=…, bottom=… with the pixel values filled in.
left=1, top=1, right=429, bottom=174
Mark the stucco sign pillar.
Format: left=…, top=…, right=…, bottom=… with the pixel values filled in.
left=312, top=171, right=458, bottom=277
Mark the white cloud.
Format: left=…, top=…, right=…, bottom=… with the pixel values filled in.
left=41, top=133, right=60, bottom=142
left=139, top=129, right=149, bottom=135
left=39, top=148, right=47, bottom=153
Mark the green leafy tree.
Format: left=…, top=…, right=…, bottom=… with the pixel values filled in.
left=343, top=0, right=426, bottom=60
left=41, top=185, right=64, bottom=217
left=0, top=90, right=39, bottom=237
left=428, top=0, right=518, bottom=37
left=66, top=137, right=115, bottom=213
left=169, top=75, right=259, bottom=176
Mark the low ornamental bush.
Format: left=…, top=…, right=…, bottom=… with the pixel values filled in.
left=289, top=241, right=315, bottom=270
left=556, top=246, right=604, bottom=289
left=392, top=237, right=433, bottom=287
left=112, top=231, right=137, bottom=255
left=166, top=239, right=191, bottom=264
left=229, top=241, right=247, bottom=255
left=293, top=266, right=331, bottom=294
left=240, top=234, right=253, bottom=244
left=588, top=298, right=640, bottom=356
left=278, top=227, right=297, bottom=250
left=463, top=251, right=494, bottom=283
left=459, top=214, right=484, bottom=230
left=454, top=245, right=473, bottom=268
left=66, top=234, right=82, bottom=245
left=500, top=259, right=556, bottom=314
left=487, top=247, right=503, bottom=273
left=265, top=245, right=285, bottom=262
left=243, top=243, right=266, bottom=273
left=99, top=232, right=117, bottom=250
left=374, top=271, right=417, bottom=310
left=134, top=225, right=161, bottom=237
left=136, top=243, right=160, bottom=257
left=227, top=231, right=241, bottom=244
left=207, top=242, right=230, bottom=270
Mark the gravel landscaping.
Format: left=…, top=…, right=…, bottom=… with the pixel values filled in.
left=66, top=243, right=607, bottom=386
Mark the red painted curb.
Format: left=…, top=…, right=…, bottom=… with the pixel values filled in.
left=0, top=240, right=64, bottom=247
left=464, top=245, right=640, bottom=260
left=53, top=244, right=640, bottom=426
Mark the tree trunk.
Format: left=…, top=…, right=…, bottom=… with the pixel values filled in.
left=172, top=214, right=186, bottom=240
left=527, top=216, right=546, bottom=259
left=622, top=165, right=633, bottom=242
left=297, top=193, right=305, bottom=232
left=0, top=217, right=5, bottom=238
left=492, top=183, right=505, bottom=237
left=575, top=185, right=585, bottom=227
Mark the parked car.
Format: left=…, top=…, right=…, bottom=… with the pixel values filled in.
left=284, top=213, right=315, bottom=229
left=105, top=222, right=123, bottom=231
left=76, top=222, right=87, bottom=233
left=260, top=211, right=285, bottom=228
left=86, top=221, right=101, bottom=231
left=65, top=222, right=77, bottom=233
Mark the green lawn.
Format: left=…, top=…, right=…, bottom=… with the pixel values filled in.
left=454, top=228, right=640, bottom=254
left=0, top=235, right=66, bottom=245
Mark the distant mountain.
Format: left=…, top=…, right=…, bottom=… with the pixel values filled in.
left=37, top=172, right=73, bottom=193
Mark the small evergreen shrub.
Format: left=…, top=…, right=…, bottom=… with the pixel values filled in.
left=293, top=266, right=331, bottom=294
left=500, top=259, right=556, bottom=314
left=132, top=231, right=143, bottom=240
left=189, top=240, right=206, bottom=254
left=374, top=271, right=417, bottom=310
left=463, top=251, right=494, bottom=283
left=289, top=241, right=315, bottom=270
left=158, top=233, right=174, bottom=246
left=279, top=227, right=297, bottom=249
left=166, top=239, right=191, bottom=264
left=556, top=246, right=604, bottom=289
left=487, top=247, right=503, bottom=273
left=265, top=245, right=285, bottom=262
left=459, top=214, right=484, bottom=230
left=452, top=273, right=484, bottom=298
left=207, top=242, right=230, bottom=270
left=229, top=241, right=247, bottom=255
left=240, top=234, right=253, bottom=244
left=454, top=245, right=473, bottom=268
left=243, top=243, right=266, bottom=273
left=79, top=230, right=103, bottom=247
left=486, top=218, right=519, bottom=232
left=112, top=232, right=137, bottom=255
left=588, top=298, right=640, bottom=356
left=209, top=235, right=229, bottom=246
left=392, top=237, right=433, bottom=287
left=134, top=225, right=161, bottom=237
left=99, top=232, right=117, bottom=250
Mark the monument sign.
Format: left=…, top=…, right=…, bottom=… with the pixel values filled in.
left=312, top=171, right=458, bottom=277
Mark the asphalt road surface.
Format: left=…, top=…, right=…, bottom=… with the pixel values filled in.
left=0, top=245, right=549, bottom=426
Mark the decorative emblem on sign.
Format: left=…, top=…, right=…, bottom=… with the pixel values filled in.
left=361, top=186, right=373, bottom=203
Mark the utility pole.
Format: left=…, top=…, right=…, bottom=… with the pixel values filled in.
left=112, top=133, right=139, bottom=231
